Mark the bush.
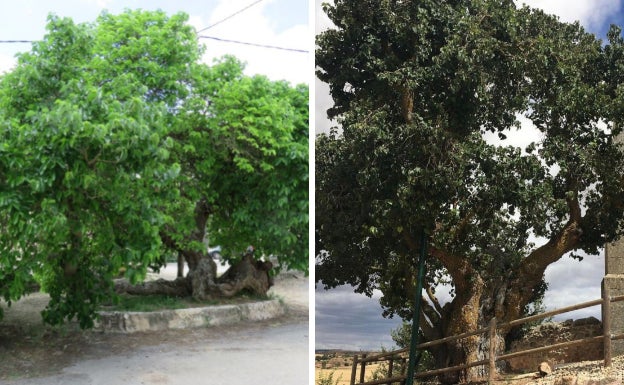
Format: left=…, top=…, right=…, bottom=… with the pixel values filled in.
left=317, top=371, right=342, bottom=385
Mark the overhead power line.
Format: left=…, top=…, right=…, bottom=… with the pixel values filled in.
left=196, top=0, right=264, bottom=33
left=0, top=40, right=33, bottom=43
left=198, top=35, right=308, bottom=53
left=0, top=36, right=307, bottom=53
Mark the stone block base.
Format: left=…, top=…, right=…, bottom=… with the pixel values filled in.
left=603, top=275, right=624, bottom=356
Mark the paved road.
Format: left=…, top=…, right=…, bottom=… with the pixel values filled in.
left=2, top=320, right=308, bottom=385
left=1, top=268, right=309, bottom=385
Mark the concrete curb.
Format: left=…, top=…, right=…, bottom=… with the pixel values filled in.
left=95, top=299, right=285, bottom=333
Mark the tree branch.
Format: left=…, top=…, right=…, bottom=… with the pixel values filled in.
left=506, top=193, right=583, bottom=321
left=402, top=231, right=474, bottom=294
left=426, top=285, right=444, bottom=316
left=419, top=295, right=441, bottom=342
left=520, top=193, right=582, bottom=276
left=428, top=246, right=474, bottom=293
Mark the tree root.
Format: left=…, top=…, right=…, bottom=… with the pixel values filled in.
left=114, top=254, right=274, bottom=300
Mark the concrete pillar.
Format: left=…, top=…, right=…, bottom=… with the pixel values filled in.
left=603, top=242, right=624, bottom=356
left=603, top=131, right=624, bottom=356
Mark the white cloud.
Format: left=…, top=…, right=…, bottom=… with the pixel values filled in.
left=483, top=114, right=543, bottom=152
left=515, top=0, right=623, bottom=30
left=315, top=78, right=335, bottom=134
left=315, top=0, right=337, bottom=134
left=544, top=253, right=604, bottom=321
left=187, top=14, right=204, bottom=32
left=316, top=285, right=403, bottom=350
left=197, top=0, right=309, bottom=86
left=315, top=0, right=334, bottom=33
left=0, top=53, right=16, bottom=75
left=78, top=0, right=114, bottom=10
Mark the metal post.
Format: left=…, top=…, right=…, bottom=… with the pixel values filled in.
left=406, top=231, right=428, bottom=385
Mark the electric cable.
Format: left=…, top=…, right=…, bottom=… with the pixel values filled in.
left=0, top=37, right=307, bottom=53
left=198, top=35, right=307, bottom=53
left=196, top=0, right=264, bottom=33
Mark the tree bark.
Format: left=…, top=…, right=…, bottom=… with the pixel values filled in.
left=404, top=233, right=534, bottom=384
left=216, top=254, right=273, bottom=297
left=177, top=254, right=184, bottom=278
left=114, top=277, right=191, bottom=297
left=421, top=280, right=512, bottom=384
left=114, top=254, right=273, bottom=300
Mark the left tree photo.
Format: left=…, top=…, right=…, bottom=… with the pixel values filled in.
left=0, top=1, right=310, bottom=384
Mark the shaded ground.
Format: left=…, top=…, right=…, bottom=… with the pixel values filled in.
left=0, top=266, right=308, bottom=383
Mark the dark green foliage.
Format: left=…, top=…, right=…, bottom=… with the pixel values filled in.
left=316, top=0, right=624, bottom=372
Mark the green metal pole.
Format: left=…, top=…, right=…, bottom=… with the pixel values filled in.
left=405, top=230, right=427, bottom=385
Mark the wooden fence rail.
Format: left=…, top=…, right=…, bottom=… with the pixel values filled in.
left=349, top=291, right=624, bottom=385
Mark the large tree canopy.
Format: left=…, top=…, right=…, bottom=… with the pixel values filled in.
left=316, top=0, right=624, bottom=382
left=0, top=10, right=308, bottom=328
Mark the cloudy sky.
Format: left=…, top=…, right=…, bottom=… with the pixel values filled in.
left=315, top=0, right=624, bottom=351
left=0, top=0, right=310, bottom=85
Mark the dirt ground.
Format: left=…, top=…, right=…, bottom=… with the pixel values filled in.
left=0, top=267, right=308, bottom=381
left=315, top=354, right=624, bottom=385
left=316, top=363, right=384, bottom=385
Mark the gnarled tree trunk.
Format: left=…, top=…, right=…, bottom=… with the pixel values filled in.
left=422, top=283, right=509, bottom=384
left=405, top=210, right=583, bottom=384
left=115, top=197, right=274, bottom=300
left=114, top=253, right=273, bottom=299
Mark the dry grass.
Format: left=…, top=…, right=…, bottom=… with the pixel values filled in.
left=315, top=353, right=385, bottom=385
left=316, top=364, right=386, bottom=385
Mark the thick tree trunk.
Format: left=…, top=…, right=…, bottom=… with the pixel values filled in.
left=404, top=201, right=584, bottom=384
left=114, top=254, right=273, bottom=300
left=114, top=277, right=191, bottom=297
left=216, top=254, right=273, bottom=297
left=428, top=311, right=507, bottom=384
left=117, top=195, right=275, bottom=300
left=424, top=282, right=525, bottom=384
left=439, top=278, right=484, bottom=384
left=177, top=254, right=184, bottom=278
left=420, top=277, right=514, bottom=384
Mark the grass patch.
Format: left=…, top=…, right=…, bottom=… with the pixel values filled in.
left=110, top=295, right=188, bottom=312
left=103, top=292, right=272, bottom=312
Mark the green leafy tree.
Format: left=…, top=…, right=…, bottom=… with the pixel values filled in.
left=0, top=10, right=308, bottom=327
left=0, top=13, right=179, bottom=328
left=169, top=57, right=309, bottom=276
left=316, top=1, right=624, bottom=382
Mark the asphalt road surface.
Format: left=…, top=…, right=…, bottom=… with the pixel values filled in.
left=0, top=267, right=309, bottom=385
left=2, top=320, right=308, bottom=385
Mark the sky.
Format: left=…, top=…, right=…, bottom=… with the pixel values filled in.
left=0, top=0, right=310, bottom=86
left=315, top=0, right=624, bottom=351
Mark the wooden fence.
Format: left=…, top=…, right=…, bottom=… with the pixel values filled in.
left=350, top=288, right=624, bottom=385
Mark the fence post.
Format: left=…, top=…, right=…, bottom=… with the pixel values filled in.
left=401, top=357, right=408, bottom=385
left=489, top=317, right=497, bottom=383
left=604, top=286, right=612, bottom=368
left=360, top=353, right=367, bottom=384
left=351, top=354, right=358, bottom=385
left=388, top=356, right=394, bottom=379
